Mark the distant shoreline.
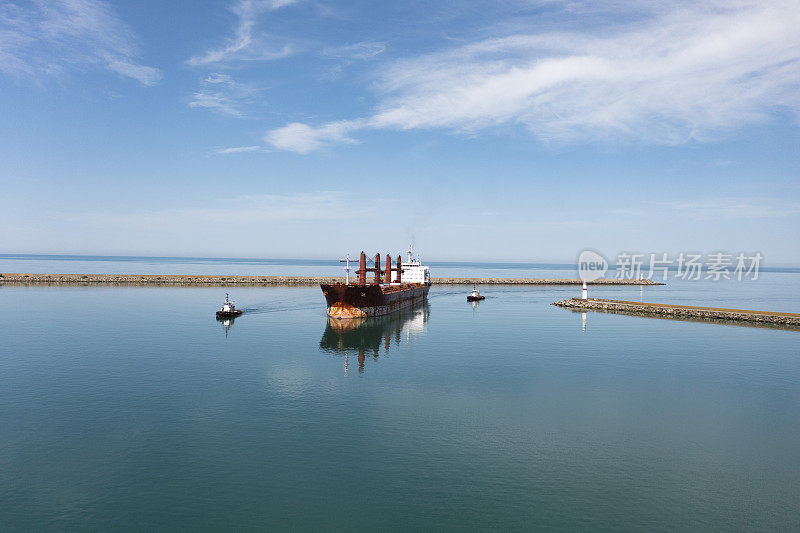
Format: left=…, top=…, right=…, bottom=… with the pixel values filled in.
left=0, top=273, right=662, bottom=286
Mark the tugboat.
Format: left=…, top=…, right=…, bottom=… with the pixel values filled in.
left=466, top=286, right=485, bottom=302
left=216, top=293, right=243, bottom=318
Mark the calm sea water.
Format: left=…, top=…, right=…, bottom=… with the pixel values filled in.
left=1, top=256, right=799, bottom=530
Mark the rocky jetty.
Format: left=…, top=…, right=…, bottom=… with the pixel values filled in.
left=0, top=273, right=661, bottom=286
left=0, top=273, right=339, bottom=285
left=432, top=277, right=661, bottom=285
left=553, top=297, right=800, bottom=327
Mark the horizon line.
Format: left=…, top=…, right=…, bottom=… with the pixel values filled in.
left=2, top=252, right=800, bottom=270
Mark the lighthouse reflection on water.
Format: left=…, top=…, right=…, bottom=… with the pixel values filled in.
left=319, top=302, right=430, bottom=374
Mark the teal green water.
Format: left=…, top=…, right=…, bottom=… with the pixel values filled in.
left=2, top=284, right=799, bottom=530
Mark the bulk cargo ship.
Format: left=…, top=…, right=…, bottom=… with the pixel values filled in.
left=321, top=246, right=430, bottom=319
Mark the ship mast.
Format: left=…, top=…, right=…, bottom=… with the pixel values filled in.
left=339, top=254, right=352, bottom=285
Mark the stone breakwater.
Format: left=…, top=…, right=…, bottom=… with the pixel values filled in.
left=0, top=273, right=340, bottom=285
left=432, top=278, right=661, bottom=285
left=553, top=297, right=800, bottom=327
left=0, top=273, right=662, bottom=286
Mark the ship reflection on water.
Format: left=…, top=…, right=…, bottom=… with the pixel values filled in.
left=216, top=315, right=236, bottom=337
left=319, top=302, right=430, bottom=374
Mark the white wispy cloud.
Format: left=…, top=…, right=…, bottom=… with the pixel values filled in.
left=266, top=0, right=800, bottom=153
left=216, top=145, right=262, bottom=154
left=35, top=191, right=393, bottom=255
left=186, top=0, right=300, bottom=66
left=0, top=0, right=161, bottom=85
left=189, top=73, right=260, bottom=117
left=657, top=199, right=800, bottom=220
left=323, top=41, right=386, bottom=60
left=58, top=192, right=372, bottom=227
left=612, top=198, right=800, bottom=219
left=106, top=60, right=160, bottom=86
left=319, top=41, right=386, bottom=80
left=266, top=120, right=360, bottom=153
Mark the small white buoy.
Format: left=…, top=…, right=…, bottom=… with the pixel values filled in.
left=582, top=281, right=588, bottom=300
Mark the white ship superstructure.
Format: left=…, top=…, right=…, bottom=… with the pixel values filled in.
left=401, top=245, right=430, bottom=285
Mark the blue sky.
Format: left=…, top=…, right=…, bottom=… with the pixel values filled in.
left=1, top=0, right=798, bottom=263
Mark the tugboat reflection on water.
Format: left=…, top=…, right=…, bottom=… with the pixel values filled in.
left=319, top=302, right=429, bottom=374
left=216, top=315, right=236, bottom=337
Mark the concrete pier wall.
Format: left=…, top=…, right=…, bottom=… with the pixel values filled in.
left=0, top=273, right=661, bottom=286
left=553, top=297, right=800, bottom=327
left=431, top=278, right=661, bottom=285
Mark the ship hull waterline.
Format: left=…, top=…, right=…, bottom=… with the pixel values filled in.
left=321, top=283, right=430, bottom=319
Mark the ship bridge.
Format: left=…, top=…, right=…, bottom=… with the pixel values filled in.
left=400, top=245, right=430, bottom=285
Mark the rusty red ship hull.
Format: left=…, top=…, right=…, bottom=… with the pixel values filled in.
left=321, top=283, right=430, bottom=319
